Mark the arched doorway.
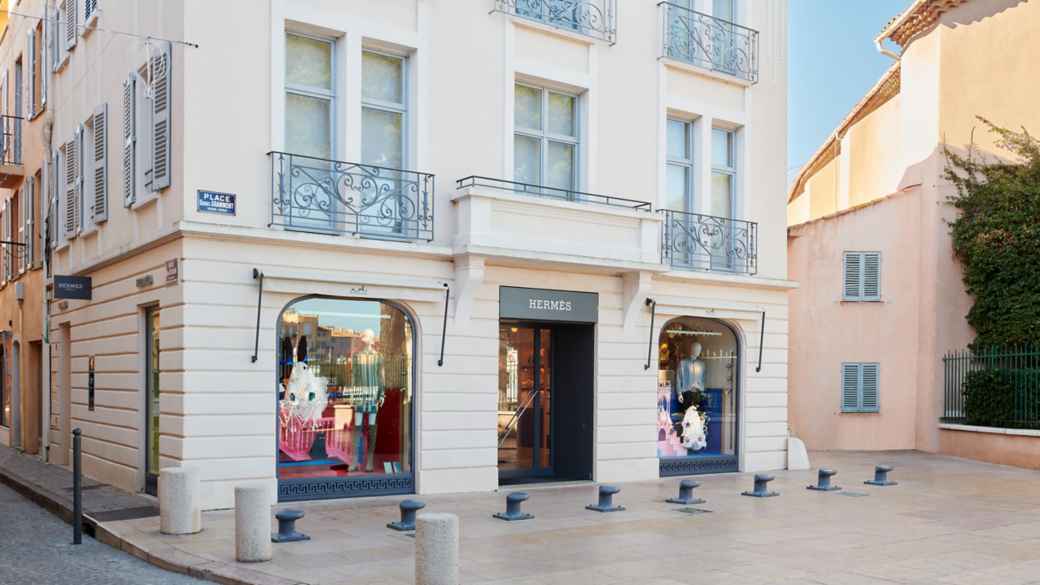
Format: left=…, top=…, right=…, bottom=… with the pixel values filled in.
left=276, top=296, right=415, bottom=501
left=656, top=317, right=740, bottom=475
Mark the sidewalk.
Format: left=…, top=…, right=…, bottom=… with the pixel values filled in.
left=5, top=447, right=1040, bottom=585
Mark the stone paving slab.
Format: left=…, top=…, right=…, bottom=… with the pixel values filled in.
left=93, top=451, right=1040, bottom=585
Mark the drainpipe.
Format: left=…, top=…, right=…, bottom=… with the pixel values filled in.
left=875, top=38, right=900, bottom=60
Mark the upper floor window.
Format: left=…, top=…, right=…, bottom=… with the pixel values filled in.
left=843, top=251, right=881, bottom=301
left=285, top=33, right=334, bottom=160
left=663, top=0, right=759, bottom=84
left=496, top=0, right=617, bottom=44
left=121, top=41, right=172, bottom=208
left=665, top=118, right=694, bottom=214
left=361, top=50, right=407, bottom=170
left=842, top=362, right=880, bottom=413
left=514, top=83, right=579, bottom=192
left=710, top=128, right=736, bottom=220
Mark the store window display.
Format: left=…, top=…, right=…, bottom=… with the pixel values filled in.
left=277, top=297, right=413, bottom=483
left=657, top=317, right=738, bottom=471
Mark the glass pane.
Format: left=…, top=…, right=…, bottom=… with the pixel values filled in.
left=710, top=172, right=733, bottom=219
left=712, top=128, right=732, bottom=168
left=286, top=93, right=331, bottom=159
left=514, top=85, right=542, bottom=132
left=362, top=51, right=404, bottom=105
left=548, top=93, right=575, bottom=137
left=146, top=308, right=160, bottom=477
left=657, top=318, right=738, bottom=459
left=714, top=0, right=735, bottom=22
left=667, top=120, right=689, bottom=160
left=362, top=107, right=403, bottom=168
left=547, top=141, right=575, bottom=191
left=286, top=34, right=332, bottom=90
left=514, top=134, right=541, bottom=185
left=278, top=299, right=414, bottom=480
left=666, top=164, right=690, bottom=212
left=498, top=325, right=534, bottom=473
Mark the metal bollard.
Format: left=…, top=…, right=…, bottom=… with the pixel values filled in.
left=388, top=499, right=426, bottom=531
left=493, top=491, right=533, bottom=521
left=586, top=485, right=625, bottom=512
left=271, top=509, right=309, bottom=543
left=667, top=479, right=706, bottom=505
left=865, top=465, right=898, bottom=486
left=72, top=428, right=82, bottom=545
left=807, top=468, right=841, bottom=492
left=741, top=473, right=779, bottom=498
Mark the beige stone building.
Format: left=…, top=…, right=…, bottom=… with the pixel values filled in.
left=3, top=0, right=791, bottom=510
left=787, top=0, right=1040, bottom=469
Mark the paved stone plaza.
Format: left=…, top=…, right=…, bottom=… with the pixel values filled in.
left=101, top=451, right=1040, bottom=585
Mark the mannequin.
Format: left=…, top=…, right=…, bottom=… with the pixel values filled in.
left=350, top=329, right=384, bottom=472
left=676, top=340, right=706, bottom=410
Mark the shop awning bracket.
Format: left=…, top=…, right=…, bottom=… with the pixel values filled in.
left=251, top=268, right=264, bottom=363
left=755, top=310, right=765, bottom=373
left=437, top=283, right=449, bottom=367
left=644, top=297, right=657, bottom=370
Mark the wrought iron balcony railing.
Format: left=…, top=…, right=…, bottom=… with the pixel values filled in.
left=457, top=175, right=651, bottom=211
left=0, top=114, right=23, bottom=166
left=269, top=151, right=434, bottom=242
left=661, top=209, right=757, bottom=275
left=495, top=0, right=617, bottom=44
left=660, top=2, right=759, bottom=84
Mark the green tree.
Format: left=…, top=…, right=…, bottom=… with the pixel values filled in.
left=944, top=118, right=1040, bottom=347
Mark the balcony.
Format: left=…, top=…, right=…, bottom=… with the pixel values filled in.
left=452, top=176, right=660, bottom=269
left=269, top=151, right=434, bottom=243
left=0, top=114, right=23, bottom=188
left=659, top=2, right=759, bottom=84
left=660, top=209, right=757, bottom=275
left=495, top=0, right=617, bottom=44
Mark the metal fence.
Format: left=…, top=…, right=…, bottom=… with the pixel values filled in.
left=659, top=1, right=759, bottom=84
left=660, top=209, right=757, bottom=275
left=495, top=0, right=617, bottom=44
left=942, top=346, right=1040, bottom=429
left=456, top=175, right=651, bottom=211
left=0, top=114, right=23, bottom=165
left=269, top=151, right=434, bottom=242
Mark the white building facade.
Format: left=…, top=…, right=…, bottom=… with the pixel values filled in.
left=40, top=0, right=791, bottom=509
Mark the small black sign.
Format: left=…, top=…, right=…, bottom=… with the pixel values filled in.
left=54, top=275, right=93, bottom=300
left=499, top=286, right=599, bottom=323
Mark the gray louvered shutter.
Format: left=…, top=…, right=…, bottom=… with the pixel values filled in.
left=843, top=252, right=861, bottom=299
left=92, top=103, right=108, bottom=222
left=861, top=363, right=879, bottom=412
left=40, top=13, right=47, bottom=105
left=150, top=41, right=171, bottom=191
left=862, top=252, right=881, bottom=300
left=64, top=0, right=77, bottom=51
left=122, top=75, right=135, bottom=206
left=24, top=176, right=33, bottom=268
left=64, top=136, right=78, bottom=237
left=26, top=28, right=35, bottom=117
left=841, top=363, right=859, bottom=412
left=1, top=202, right=7, bottom=282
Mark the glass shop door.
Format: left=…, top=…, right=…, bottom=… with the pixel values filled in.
left=497, top=323, right=553, bottom=483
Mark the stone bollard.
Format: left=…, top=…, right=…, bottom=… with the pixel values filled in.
left=159, top=466, right=202, bottom=535
left=586, top=485, right=625, bottom=512
left=388, top=499, right=426, bottom=531
left=493, top=492, right=533, bottom=521
left=865, top=465, right=898, bottom=486
left=235, top=485, right=272, bottom=563
left=415, top=513, right=459, bottom=585
left=667, top=479, right=706, bottom=505
left=741, top=474, right=779, bottom=498
left=807, top=468, right=841, bottom=492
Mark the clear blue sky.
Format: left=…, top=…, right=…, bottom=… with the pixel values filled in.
left=788, top=0, right=913, bottom=182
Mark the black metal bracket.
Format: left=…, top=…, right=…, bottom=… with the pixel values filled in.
left=755, top=310, right=765, bottom=373
left=437, top=283, right=449, bottom=367
left=644, top=297, right=657, bottom=370
left=251, top=268, right=264, bottom=363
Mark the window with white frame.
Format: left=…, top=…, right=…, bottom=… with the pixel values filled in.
left=284, top=32, right=334, bottom=160
left=122, top=41, right=172, bottom=208
left=710, top=128, right=736, bottom=220
left=79, top=105, right=108, bottom=231
left=843, top=251, right=881, bottom=301
left=841, top=362, right=879, bottom=413
left=514, top=83, right=579, bottom=192
left=361, top=50, right=407, bottom=170
left=665, top=118, right=695, bottom=214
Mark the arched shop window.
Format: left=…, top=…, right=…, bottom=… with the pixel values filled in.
left=657, top=317, right=740, bottom=475
left=277, top=297, right=414, bottom=497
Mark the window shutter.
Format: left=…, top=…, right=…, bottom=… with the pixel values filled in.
left=92, top=103, right=108, bottom=222
left=841, top=363, right=860, bottom=412
left=26, top=28, right=35, bottom=117
left=861, top=363, right=879, bottom=411
left=64, top=136, right=79, bottom=237
left=64, top=0, right=78, bottom=52
left=1, top=202, right=7, bottom=283
left=862, top=252, right=881, bottom=300
left=843, top=252, right=861, bottom=299
left=24, top=176, right=33, bottom=269
left=150, top=41, right=171, bottom=191
left=121, top=75, right=135, bottom=207
left=40, top=17, right=48, bottom=105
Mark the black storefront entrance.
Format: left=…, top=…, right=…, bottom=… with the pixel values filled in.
left=497, top=287, right=596, bottom=484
